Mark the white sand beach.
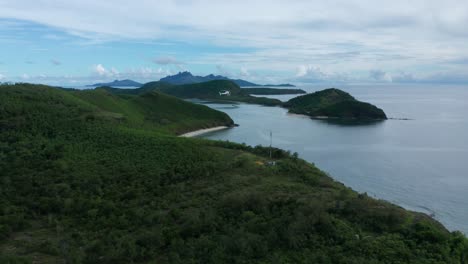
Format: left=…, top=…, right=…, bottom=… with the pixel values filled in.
left=179, top=126, right=229, bottom=138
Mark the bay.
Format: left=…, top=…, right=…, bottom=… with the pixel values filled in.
left=198, top=84, right=468, bottom=234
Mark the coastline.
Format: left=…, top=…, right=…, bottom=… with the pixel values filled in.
left=179, top=126, right=230, bottom=138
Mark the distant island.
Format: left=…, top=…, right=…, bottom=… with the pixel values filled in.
left=283, top=88, right=387, bottom=120
left=160, top=71, right=295, bottom=87
left=87, top=79, right=143, bottom=87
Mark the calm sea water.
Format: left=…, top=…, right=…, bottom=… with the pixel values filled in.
left=197, top=84, right=468, bottom=234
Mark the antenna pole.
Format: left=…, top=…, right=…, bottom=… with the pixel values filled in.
left=269, top=131, right=272, bottom=159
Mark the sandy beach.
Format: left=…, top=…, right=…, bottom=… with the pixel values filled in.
left=179, top=126, right=229, bottom=138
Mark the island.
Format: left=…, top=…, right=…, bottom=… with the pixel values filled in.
left=0, top=82, right=466, bottom=263
left=86, top=79, right=143, bottom=87
left=283, top=88, right=387, bottom=120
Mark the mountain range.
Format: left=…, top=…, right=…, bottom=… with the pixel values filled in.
left=160, top=71, right=295, bottom=87
left=87, top=72, right=295, bottom=88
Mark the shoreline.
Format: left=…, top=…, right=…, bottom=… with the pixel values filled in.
left=179, top=126, right=230, bottom=138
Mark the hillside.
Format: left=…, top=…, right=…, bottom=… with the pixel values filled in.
left=1, top=83, right=467, bottom=263
left=0, top=83, right=233, bottom=136
left=95, top=81, right=173, bottom=95
left=284, top=88, right=387, bottom=120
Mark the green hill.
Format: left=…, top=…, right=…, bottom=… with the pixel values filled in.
left=284, top=88, right=387, bottom=120
left=0, top=83, right=233, bottom=136
left=0, top=83, right=466, bottom=263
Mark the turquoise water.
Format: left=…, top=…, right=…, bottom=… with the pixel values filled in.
left=198, top=84, right=468, bottom=234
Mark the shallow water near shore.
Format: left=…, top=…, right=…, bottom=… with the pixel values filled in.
left=198, top=84, right=468, bottom=234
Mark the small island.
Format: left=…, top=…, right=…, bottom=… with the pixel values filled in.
left=283, top=88, right=387, bottom=120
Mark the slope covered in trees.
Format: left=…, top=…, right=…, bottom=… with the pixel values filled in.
left=0, top=83, right=466, bottom=263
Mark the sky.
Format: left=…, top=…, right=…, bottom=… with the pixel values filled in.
left=1, top=0, right=468, bottom=86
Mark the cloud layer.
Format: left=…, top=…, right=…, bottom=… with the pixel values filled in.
left=1, top=0, right=468, bottom=84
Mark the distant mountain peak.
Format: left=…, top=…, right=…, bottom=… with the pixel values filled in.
left=177, top=71, right=194, bottom=76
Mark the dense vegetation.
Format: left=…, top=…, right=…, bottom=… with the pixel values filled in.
left=95, top=81, right=173, bottom=95
left=241, top=87, right=306, bottom=95
left=284, top=88, right=387, bottom=120
left=1, top=83, right=467, bottom=263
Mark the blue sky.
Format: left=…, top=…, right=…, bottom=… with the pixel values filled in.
left=1, top=0, right=468, bottom=85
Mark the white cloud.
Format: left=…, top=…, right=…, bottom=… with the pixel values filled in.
left=110, top=67, right=119, bottom=76
left=0, top=73, right=5, bottom=80
left=89, top=64, right=173, bottom=82
left=2, top=1, right=468, bottom=84
left=216, top=65, right=231, bottom=76
left=93, top=64, right=110, bottom=76
left=294, top=65, right=351, bottom=83
left=6, top=66, right=174, bottom=86
left=240, top=67, right=250, bottom=77
left=127, top=67, right=171, bottom=79
left=94, top=64, right=106, bottom=75
left=392, top=72, right=415, bottom=83
left=369, top=70, right=393, bottom=82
